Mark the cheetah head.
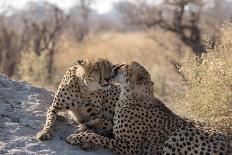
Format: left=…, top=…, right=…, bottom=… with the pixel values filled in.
left=110, top=61, right=154, bottom=95
left=77, top=58, right=113, bottom=91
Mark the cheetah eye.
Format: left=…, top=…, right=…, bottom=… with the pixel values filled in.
left=90, top=113, right=96, bottom=117
left=105, top=77, right=111, bottom=82
left=88, top=70, right=98, bottom=77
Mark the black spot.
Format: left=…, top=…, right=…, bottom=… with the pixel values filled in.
left=51, top=110, right=57, bottom=114
left=189, top=136, right=193, bottom=141
left=171, top=138, right=176, bottom=142
left=87, top=108, right=92, bottom=112
left=90, top=113, right=96, bottom=117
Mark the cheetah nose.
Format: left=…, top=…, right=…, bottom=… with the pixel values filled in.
left=105, top=77, right=110, bottom=82
left=78, top=119, right=86, bottom=124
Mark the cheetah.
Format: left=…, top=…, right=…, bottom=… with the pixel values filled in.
left=66, top=61, right=232, bottom=155
left=36, top=58, right=120, bottom=142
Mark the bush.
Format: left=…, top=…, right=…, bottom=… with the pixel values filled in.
left=175, top=23, right=232, bottom=136
left=56, top=30, right=187, bottom=99
left=16, top=48, right=50, bottom=87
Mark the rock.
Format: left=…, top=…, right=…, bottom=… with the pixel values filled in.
left=0, top=74, right=112, bottom=155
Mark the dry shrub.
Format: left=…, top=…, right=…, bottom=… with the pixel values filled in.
left=175, top=23, right=232, bottom=136
left=56, top=30, right=189, bottom=98
left=16, top=29, right=191, bottom=98
left=16, top=48, right=50, bottom=87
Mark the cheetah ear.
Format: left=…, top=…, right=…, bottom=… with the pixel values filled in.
left=151, top=81, right=154, bottom=86
left=136, top=73, right=145, bottom=84
left=77, top=59, right=89, bottom=69
left=136, top=73, right=148, bottom=84
left=77, top=60, right=84, bottom=65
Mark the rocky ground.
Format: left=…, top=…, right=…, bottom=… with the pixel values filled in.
left=0, top=74, right=113, bottom=155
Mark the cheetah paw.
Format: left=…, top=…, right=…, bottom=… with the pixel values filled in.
left=65, top=134, right=80, bottom=144
left=81, top=143, right=93, bottom=150
left=36, top=130, right=52, bottom=141
left=66, top=134, right=93, bottom=150
left=74, top=124, right=88, bottom=133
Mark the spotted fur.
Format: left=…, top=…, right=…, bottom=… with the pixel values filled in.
left=66, top=61, right=232, bottom=155
left=36, top=58, right=120, bottom=142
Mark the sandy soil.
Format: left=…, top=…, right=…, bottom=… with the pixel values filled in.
left=0, top=74, right=113, bottom=155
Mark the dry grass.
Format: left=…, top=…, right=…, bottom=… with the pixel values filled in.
left=16, top=29, right=190, bottom=97
left=16, top=48, right=58, bottom=89
left=173, top=23, right=232, bottom=136
left=16, top=48, right=48, bottom=85
left=16, top=22, right=232, bottom=136
left=55, top=29, right=189, bottom=98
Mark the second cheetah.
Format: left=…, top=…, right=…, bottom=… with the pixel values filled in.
left=66, top=61, right=231, bottom=155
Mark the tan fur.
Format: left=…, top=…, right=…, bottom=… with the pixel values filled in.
left=66, top=61, right=231, bottom=155
left=36, top=58, right=120, bottom=145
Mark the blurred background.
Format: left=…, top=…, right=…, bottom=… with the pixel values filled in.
left=0, top=0, right=231, bottom=137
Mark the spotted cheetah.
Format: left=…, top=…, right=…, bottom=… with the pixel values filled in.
left=66, top=61, right=232, bottom=155
left=36, top=58, right=120, bottom=142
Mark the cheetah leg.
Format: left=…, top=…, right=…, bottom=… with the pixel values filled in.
left=66, top=131, right=137, bottom=155
left=87, top=118, right=113, bottom=132
left=75, top=118, right=113, bottom=137
left=36, top=104, right=61, bottom=141
left=85, top=118, right=113, bottom=137
left=74, top=118, right=101, bottom=133
left=73, top=118, right=113, bottom=150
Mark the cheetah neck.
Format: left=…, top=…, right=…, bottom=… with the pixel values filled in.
left=118, top=84, right=153, bottom=101
left=79, top=78, right=89, bottom=93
